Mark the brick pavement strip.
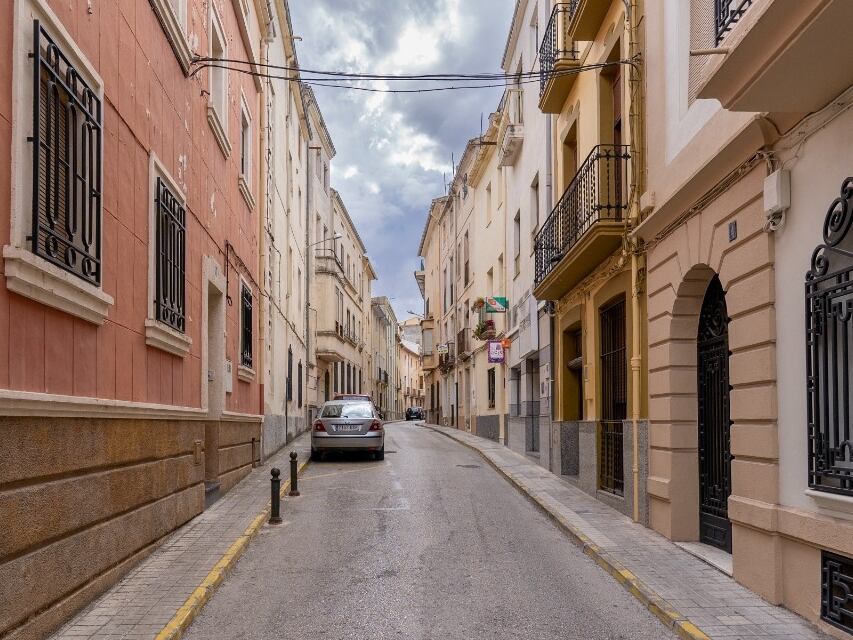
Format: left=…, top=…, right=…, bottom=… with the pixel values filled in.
left=424, top=424, right=830, bottom=640
left=50, top=436, right=312, bottom=640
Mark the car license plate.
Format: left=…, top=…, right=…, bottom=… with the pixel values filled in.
left=336, top=425, right=360, bottom=432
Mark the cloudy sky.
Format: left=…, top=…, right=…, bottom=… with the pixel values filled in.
left=290, top=0, right=515, bottom=321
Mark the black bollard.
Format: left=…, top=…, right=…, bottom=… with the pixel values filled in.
left=288, top=451, right=300, bottom=497
left=269, top=468, right=282, bottom=525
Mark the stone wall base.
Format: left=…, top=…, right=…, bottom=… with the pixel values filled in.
left=0, top=415, right=260, bottom=639
left=474, top=414, right=500, bottom=442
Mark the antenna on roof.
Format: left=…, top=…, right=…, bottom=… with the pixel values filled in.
left=451, top=152, right=456, bottom=177
left=443, top=172, right=447, bottom=195
left=480, top=112, right=484, bottom=140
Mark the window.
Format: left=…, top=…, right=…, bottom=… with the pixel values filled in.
left=821, top=550, right=853, bottom=635
left=154, top=176, right=186, bottom=333
left=151, top=0, right=191, bottom=73
left=530, top=7, right=539, bottom=60
left=297, top=361, right=303, bottom=408
left=145, top=155, right=191, bottom=355
left=464, top=231, right=470, bottom=286
left=238, top=96, right=254, bottom=208
left=487, top=368, right=496, bottom=409
left=31, top=22, right=103, bottom=287
left=240, top=283, right=253, bottom=368
left=208, top=5, right=230, bottom=155
left=513, top=211, right=521, bottom=277
left=286, top=347, right=293, bottom=401
left=485, top=183, right=492, bottom=224
left=806, top=178, right=853, bottom=496
left=531, top=177, right=540, bottom=253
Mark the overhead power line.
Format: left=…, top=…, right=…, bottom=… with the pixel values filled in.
left=190, top=57, right=638, bottom=95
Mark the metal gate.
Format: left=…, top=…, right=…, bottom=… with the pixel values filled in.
left=599, top=298, right=626, bottom=495
left=697, top=276, right=733, bottom=552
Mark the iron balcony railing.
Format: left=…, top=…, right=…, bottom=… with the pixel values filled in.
left=534, top=144, right=630, bottom=286
left=539, top=2, right=579, bottom=97
left=715, top=0, right=753, bottom=45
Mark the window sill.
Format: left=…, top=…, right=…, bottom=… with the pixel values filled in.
left=3, top=245, right=113, bottom=325
left=805, top=489, right=853, bottom=515
left=237, top=364, right=255, bottom=383
left=150, top=0, right=192, bottom=75
left=238, top=175, right=255, bottom=210
left=207, top=105, right=231, bottom=158
left=145, top=319, right=192, bottom=357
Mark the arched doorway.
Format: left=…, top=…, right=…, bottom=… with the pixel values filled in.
left=697, top=276, right=733, bottom=552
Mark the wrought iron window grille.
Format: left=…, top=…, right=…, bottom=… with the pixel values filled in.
left=30, top=20, right=103, bottom=286
left=154, top=178, right=186, bottom=333
left=539, top=2, right=580, bottom=97
left=240, top=284, right=253, bottom=368
left=822, top=550, right=853, bottom=635
left=534, top=145, right=630, bottom=286
left=806, top=177, right=853, bottom=496
left=715, top=0, right=753, bottom=45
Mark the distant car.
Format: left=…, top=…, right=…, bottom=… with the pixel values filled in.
left=405, top=406, right=424, bottom=421
left=312, top=399, right=385, bottom=461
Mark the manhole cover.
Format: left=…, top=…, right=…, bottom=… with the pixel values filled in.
left=456, top=464, right=480, bottom=469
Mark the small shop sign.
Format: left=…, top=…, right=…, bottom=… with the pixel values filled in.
left=487, top=340, right=505, bottom=363
left=436, top=343, right=449, bottom=355
left=485, top=297, right=508, bottom=313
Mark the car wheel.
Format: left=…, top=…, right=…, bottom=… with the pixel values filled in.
left=375, top=447, right=385, bottom=461
left=310, top=448, right=322, bottom=462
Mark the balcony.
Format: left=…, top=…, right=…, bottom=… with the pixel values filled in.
left=697, top=0, right=853, bottom=112
left=534, top=145, right=630, bottom=301
left=568, top=0, right=613, bottom=40
left=498, top=89, right=524, bottom=167
left=316, top=323, right=348, bottom=362
left=457, top=328, right=473, bottom=361
left=422, top=351, right=439, bottom=371
left=415, top=260, right=425, bottom=298
left=538, top=3, right=581, bottom=114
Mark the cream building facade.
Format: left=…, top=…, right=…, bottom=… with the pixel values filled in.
left=499, top=0, right=554, bottom=468
left=637, top=1, right=853, bottom=634
left=313, top=189, right=375, bottom=408
left=260, top=22, right=313, bottom=457
left=371, top=297, right=398, bottom=419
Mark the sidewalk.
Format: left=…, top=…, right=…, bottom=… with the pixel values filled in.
left=424, top=423, right=829, bottom=640
left=50, top=435, right=311, bottom=640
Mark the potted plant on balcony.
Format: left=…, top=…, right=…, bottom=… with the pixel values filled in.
left=473, top=319, right=496, bottom=341
left=472, top=297, right=485, bottom=311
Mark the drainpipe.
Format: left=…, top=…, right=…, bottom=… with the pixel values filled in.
left=258, top=36, right=270, bottom=447
left=304, top=112, right=312, bottom=431
left=546, top=110, right=556, bottom=425
left=624, top=0, right=644, bottom=524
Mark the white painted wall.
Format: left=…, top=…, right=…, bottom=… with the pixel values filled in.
left=775, top=102, right=853, bottom=521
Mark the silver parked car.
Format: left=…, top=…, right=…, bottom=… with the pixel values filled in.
left=311, top=400, right=385, bottom=461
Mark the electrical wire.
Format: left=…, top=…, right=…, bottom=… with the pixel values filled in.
left=193, top=59, right=637, bottom=94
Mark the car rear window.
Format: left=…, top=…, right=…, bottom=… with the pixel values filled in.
left=321, top=402, right=374, bottom=419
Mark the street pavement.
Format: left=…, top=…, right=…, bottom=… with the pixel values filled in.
left=184, top=421, right=673, bottom=640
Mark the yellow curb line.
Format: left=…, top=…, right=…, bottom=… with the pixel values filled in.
left=154, top=457, right=311, bottom=640
left=423, top=424, right=711, bottom=640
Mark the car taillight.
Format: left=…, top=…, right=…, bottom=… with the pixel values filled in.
left=313, top=420, right=326, bottom=432
left=369, top=420, right=383, bottom=431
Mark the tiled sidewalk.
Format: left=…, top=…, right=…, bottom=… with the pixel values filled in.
left=50, top=435, right=311, bottom=640
left=425, top=424, right=829, bottom=640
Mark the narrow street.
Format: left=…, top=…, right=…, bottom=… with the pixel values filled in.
left=184, top=422, right=672, bottom=640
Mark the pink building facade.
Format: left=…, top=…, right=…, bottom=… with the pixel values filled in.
left=0, top=1, right=266, bottom=637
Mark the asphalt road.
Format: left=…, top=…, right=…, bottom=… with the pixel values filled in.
left=185, top=422, right=673, bottom=640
